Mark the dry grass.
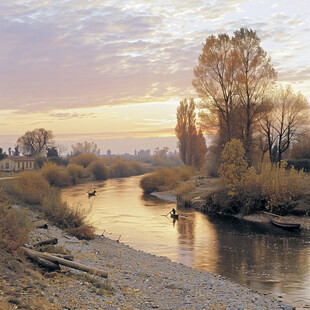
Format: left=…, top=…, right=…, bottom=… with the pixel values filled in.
left=175, top=181, right=196, bottom=203
left=0, top=204, right=30, bottom=253
left=7, top=171, right=50, bottom=205
left=41, top=187, right=95, bottom=239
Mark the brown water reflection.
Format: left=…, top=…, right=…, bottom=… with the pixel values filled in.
left=62, top=175, right=310, bottom=309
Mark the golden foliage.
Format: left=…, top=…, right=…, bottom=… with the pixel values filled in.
left=218, top=139, right=248, bottom=195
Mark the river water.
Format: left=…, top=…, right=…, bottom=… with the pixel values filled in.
left=62, top=175, right=310, bottom=309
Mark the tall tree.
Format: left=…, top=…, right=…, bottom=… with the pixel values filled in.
left=193, top=33, right=238, bottom=145
left=175, top=99, right=207, bottom=168
left=232, top=28, right=277, bottom=158
left=17, top=128, right=54, bottom=156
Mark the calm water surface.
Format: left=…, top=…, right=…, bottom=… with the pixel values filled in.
left=62, top=175, right=310, bottom=309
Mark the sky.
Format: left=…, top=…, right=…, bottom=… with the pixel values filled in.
left=0, top=0, right=309, bottom=154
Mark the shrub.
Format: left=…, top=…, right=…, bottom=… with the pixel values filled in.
left=41, top=162, right=71, bottom=187
left=88, top=160, right=108, bottom=180
left=109, top=158, right=134, bottom=178
left=69, top=153, right=97, bottom=167
left=218, top=139, right=248, bottom=195
left=127, top=161, right=146, bottom=175
left=33, top=155, right=47, bottom=169
left=140, top=167, right=192, bottom=193
left=66, top=163, right=85, bottom=184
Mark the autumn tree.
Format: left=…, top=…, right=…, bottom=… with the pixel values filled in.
left=17, top=128, right=54, bottom=156
left=71, top=141, right=98, bottom=155
left=193, top=33, right=238, bottom=145
left=232, top=28, right=277, bottom=158
left=175, top=98, right=207, bottom=168
left=193, top=28, right=276, bottom=163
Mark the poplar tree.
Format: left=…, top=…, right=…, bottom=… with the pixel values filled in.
left=175, top=99, right=207, bottom=168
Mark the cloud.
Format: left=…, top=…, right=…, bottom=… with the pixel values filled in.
left=0, top=0, right=309, bottom=122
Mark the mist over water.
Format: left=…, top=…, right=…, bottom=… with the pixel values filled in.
left=62, top=175, right=310, bottom=309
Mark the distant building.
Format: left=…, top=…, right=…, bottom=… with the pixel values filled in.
left=0, top=156, right=35, bottom=172
left=107, top=149, right=111, bottom=156
left=137, top=149, right=151, bottom=157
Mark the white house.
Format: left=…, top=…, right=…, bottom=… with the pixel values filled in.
left=0, top=156, right=35, bottom=172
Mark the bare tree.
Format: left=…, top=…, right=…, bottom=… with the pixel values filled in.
left=17, top=128, right=54, bottom=156
left=271, top=85, right=309, bottom=162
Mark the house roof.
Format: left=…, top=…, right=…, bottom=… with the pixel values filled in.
left=4, top=155, right=35, bottom=162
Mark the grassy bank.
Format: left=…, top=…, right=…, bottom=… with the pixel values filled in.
left=1, top=171, right=95, bottom=242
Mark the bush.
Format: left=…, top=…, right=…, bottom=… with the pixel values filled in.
left=66, top=163, right=85, bottom=184
left=140, top=167, right=192, bottom=193
left=109, top=158, right=134, bottom=178
left=33, top=155, right=47, bottom=169
left=41, top=162, right=71, bottom=187
left=88, top=160, right=108, bottom=180
left=218, top=139, right=248, bottom=195
left=69, top=153, right=97, bottom=168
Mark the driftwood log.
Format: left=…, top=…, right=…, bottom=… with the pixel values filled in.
left=25, top=249, right=61, bottom=270
left=33, top=238, right=58, bottom=247
left=23, top=247, right=108, bottom=278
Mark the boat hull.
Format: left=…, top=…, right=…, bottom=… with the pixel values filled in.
left=271, top=219, right=300, bottom=230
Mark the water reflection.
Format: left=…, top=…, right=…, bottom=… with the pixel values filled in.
left=62, top=176, right=310, bottom=309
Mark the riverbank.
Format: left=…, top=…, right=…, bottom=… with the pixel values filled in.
left=152, top=174, right=310, bottom=231
left=1, top=204, right=294, bottom=310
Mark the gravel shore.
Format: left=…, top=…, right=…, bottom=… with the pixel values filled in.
left=25, top=211, right=294, bottom=310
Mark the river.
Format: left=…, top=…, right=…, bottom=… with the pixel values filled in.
left=62, top=175, right=310, bottom=309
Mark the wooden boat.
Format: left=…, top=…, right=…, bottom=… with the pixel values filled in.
left=271, top=218, right=301, bottom=230
left=170, top=213, right=179, bottom=220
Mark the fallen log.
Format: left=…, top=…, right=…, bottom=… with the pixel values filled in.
left=50, top=253, right=74, bottom=261
left=33, top=238, right=58, bottom=247
left=22, top=247, right=108, bottom=278
left=24, top=249, right=60, bottom=270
